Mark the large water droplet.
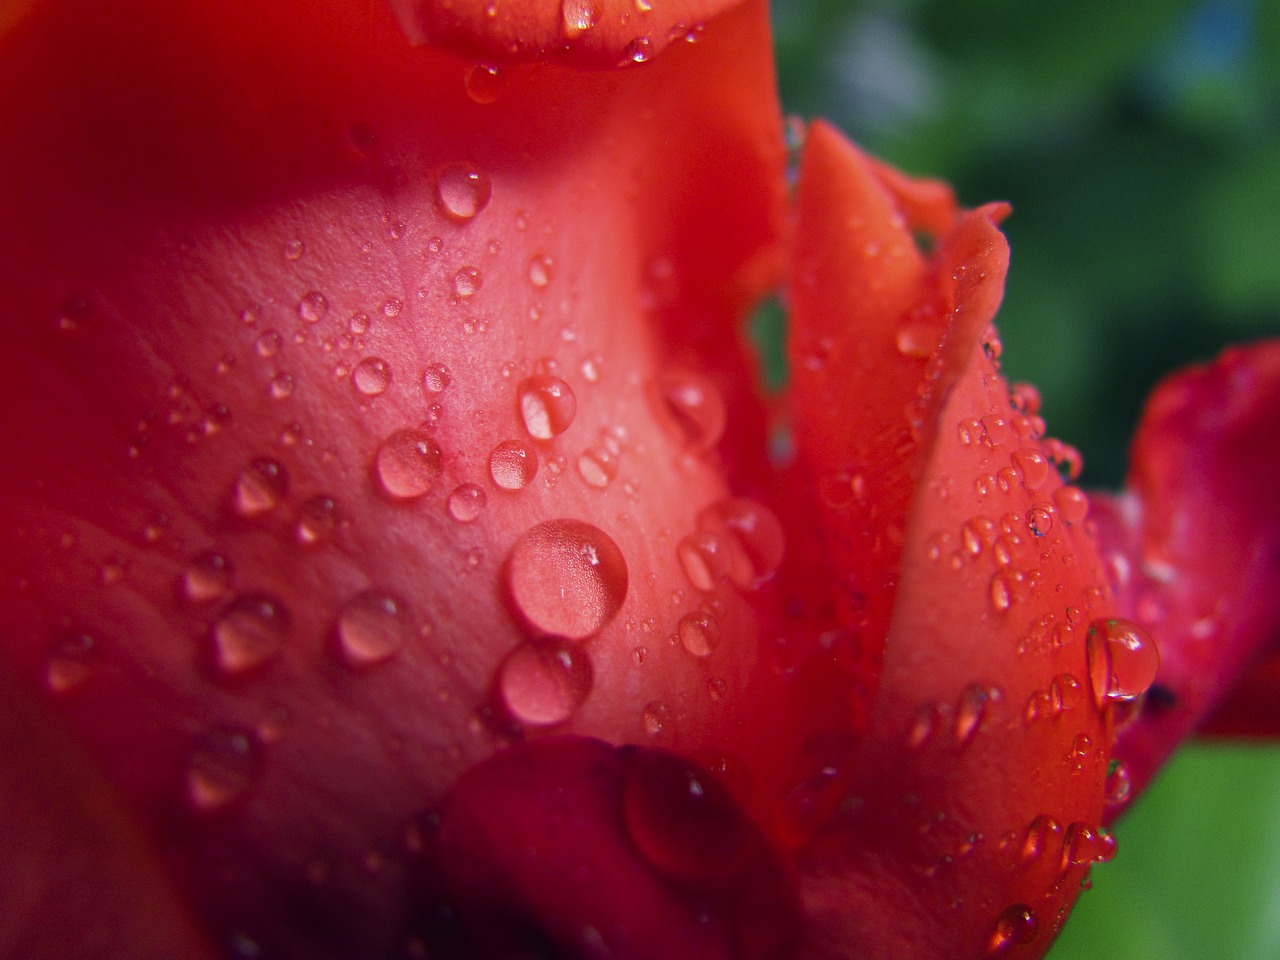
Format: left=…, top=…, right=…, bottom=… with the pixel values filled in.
left=423, top=363, right=452, bottom=394
left=489, top=439, right=538, bottom=490
left=677, top=610, right=721, bottom=657
left=436, top=163, right=492, bottom=221
left=336, top=591, right=414, bottom=667
left=647, top=370, right=726, bottom=453
left=517, top=375, right=577, bottom=439
left=352, top=356, right=392, bottom=397
left=447, top=483, right=487, bottom=523
left=210, top=594, right=289, bottom=676
left=182, top=550, right=233, bottom=603
left=186, top=726, right=263, bottom=814
left=233, top=458, right=289, bottom=518
left=464, top=64, right=507, bottom=104
left=375, top=429, right=442, bottom=500
left=696, top=498, right=785, bottom=588
left=497, top=637, right=593, bottom=726
left=987, top=903, right=1038, bottom=954
left=1053, top=485, right=1089, bottom=524
left=1012, top=447, right=1050, bottom=490
left=1086, top=618, right=1160, bottom=706
left=506, top=519, right=628, bottom=639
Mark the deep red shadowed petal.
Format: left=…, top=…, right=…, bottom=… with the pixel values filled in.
left=0, top=0, right=786, bottom=955
left=784, top=122, right=1113, bottom=960
left=1093, top=341, right=1280, bottom=800
left=389, top=0, right=743, bottom=68
left=415, top=736, right=797, bottom=959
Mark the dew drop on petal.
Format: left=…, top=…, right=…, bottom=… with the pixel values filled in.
left=232, top=458, right=289, bottom=518
left=352, top=356, right=392, bottom=397
left=296, top=291, right=329, bottom=324
left=210, top=594, right=289, bottom=676
left=336, top=591, right=414, bottom=667
left=955, top=683, right=998, bottom=744
left=1053, top=485, right=1089, bottom=524
left=1105, top=759, right=1132, bottom=807
left=45, top=631, right=99, bottom=695
left=676, top=530, right=733, bottom=592
left=375, top=430, right=442, bottom=500
left=489, top=439, right=538, bottom=491
left=647, top=370, right=726, bottom=453
left=1012, top=447, right=1050, bottom=490
left=446, top=483, right=487, bottom=523
left=1062, top=820, right=1103, bottom=867
left=186, top=726, right=263, bottom=815
left=255, top=330, right=282, bottom=358
left=677, top=610, right=721, bottom=657
left=624, top=36, right=654, bottom=63
left=453, top=266, right=482, bottom=299
left=642, top=700, right=669, bottom=737
left=423, top=363, right=452, bottom=394
left=269, top=372, right=295, bottom=400
left=1086, top=618, right=1159, bottom=706
left=561, top=0, right=599, bottom=35
left=497, top=637, right=593, bottom=726
left=528, top=253, right=554, bottom=288
left=576, top=448, right=618, bottom=488
left=1027, top=504, right=1054, bottom=538
left=182, top=550, right=233, bottom=603
left=696, top=498, right=785, bottom=588
left=981, top=415, right=1011, bottom=447
left=517, top=375, right=577, bottom=439
left=505, top=519, right=628, bottom=639
left=295, top=495, right=341, bottom=546
left=987, top=903, right=1038, bottom=954
left=436, top=163, right=491, bottom=222
left=464, top=64, right=507, bottom=104
left=1021, top=814, right=1060, bottom=864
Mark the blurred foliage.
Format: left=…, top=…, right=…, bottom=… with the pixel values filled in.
left=771, top=0, right=1280, bottom=956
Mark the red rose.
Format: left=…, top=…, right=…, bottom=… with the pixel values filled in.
left=1, top=1, right=1276, bottom=958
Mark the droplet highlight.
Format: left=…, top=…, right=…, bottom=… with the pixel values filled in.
left=489, top=439, right=538, bottom=490
left=1086, top=618, right=1160, bottom=706
left=375, top=429, right=443, bottom=500
left=210, top=594, right=289, bottom=676
left=505, top=519, right=628, bottom=639
left=436, top=164, right=492, bottom=222
left=517, top=375, right=577, bottom=439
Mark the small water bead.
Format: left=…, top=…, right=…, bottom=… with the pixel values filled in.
left=706, top=676, right=728, bottom=702
left=233, top=458, right=289, bottom=518
left=624, top=36, right=654, bottom=63
left=989, top=574, right=1013, bottom=612
left=561, top=0, right=599, bottom=35
left=677, top=611, right=721, bottom=657
left=186, top=726, right=263, bottom=814
left=422, top=363, right=452, bottom=395
left=497, top=637, right=593, bottom=726
left=283, top=238, right=305, bottom=261
left=183, top=551, right=233, bottom=603
left=210, top=594, right=289, bottom=676
left=1053, top=485, right=1089, bottom=524
left=46, top=630, right=99, bottom=694
left=1027, top=504, right=1054, bottom=538
left=517, top=375, right=577, bottom=439
left=955, top=683, right=999, bottom=743
left=255, top=330, right=282, bottom=358
left=1021, top=814, right=1061, bottom=864
left=464, top=63, right=507, bottom=103
left=488, top=439, right=538, bottom=490
left=436, top=163, right=492, bottom=221
left=697, top=498, right=785, bottom=588
left=647, top=370, right=726, bottom=453
left=1012, top=448, right=1050, bottom=490
left=577, top=447, right=618, bottom=488
left=452, top=266, right=481, bottom=299
left=375, top=429, right=443, bottom=500
left=642, top=700, right=670, bottom=737
left=295, top=495, right=341, bottom=546
left=528, top=253, right=554, bottom=288
left=1086, top=618, right=1160, bottom=706
left=269, top=372, right=295, bottom=400
left=676, top=530, right=734, bottom=592
left=1105, top=759, right=1133, bottom=807
left=446, top=483, right=487, bottom=523
left=981, top=415, right=1011, bottom=447
left=352, top=356, right=392, bottom=397
left=296, top=291, right=329, bottom=324
left=1061, top=820, right=1104, bottom=867
left=505, top=519, right=628, bottom=639
left=987, top=904, right=1038, bottom=954
left=336, top=591, right=414, bottom=667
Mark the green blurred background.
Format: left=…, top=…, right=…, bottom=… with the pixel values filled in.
left=770, top=0, right=1280, bottom=955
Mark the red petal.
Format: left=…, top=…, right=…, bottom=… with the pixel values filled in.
left=1097, top=341, right=1280, bottom=798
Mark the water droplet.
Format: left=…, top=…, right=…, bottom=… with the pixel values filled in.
left=352, top=356, right=392, bottom=397
left=336, top=591, right=414, bottom=667
left=505, top=520, right=628, bottom=639
left=183, top=551, right=233, bottom=603
left=255, top=330, right=282, bottom=358
left=1053, top=485, right=1089, bottom=524
left=955, top=683, right=999, bottom=743
left=1027, top=504, right=1054, bottom=537
left=517, top=375, right=577, bottom=439
left=981, top=415, right=1011, bottom=447
left=296, top=291, right=329, bottom=324
left=896, top=322, right=937, bottom=359
left=1062, top=820, right=1103, bottom=867
left=497, top=637, right=593, bottom=726
left=677, top=611, right=721, bottom=657
left=1086, top=618, right=1159, bottom=705
left=452, top=266, right=481, bottom=299
left=186, top=726, right=263, bottom=814
left=1012, top=447, right=1050, bottom=490
left=233, top=458, right=289, bottom=518
left=375, top=430, right=442, bottom=500
left=46, top=630, right=99, bottom=695
left=642, top=700, right=669, bottom=737
left=446, top=483, right=487, bottom=523
left=1021, top=814, right=1060, bottom=864
left=436, top=164, right=492, bottom=222
left=528, top=253, right=554, bottom=288
left=269, top=372, right=295, bottom=400
left=580, top=355, right=602, bottom=383
left=210, top=594, right=289, bottom=676
left=283, top=239, right=305, bottom=261
left=561, top=0, right=599, bottom=35
left=576, top=448, right=618, bottom=488
left=987, top=903, right=1038, bottom=954
left=422, top=363, right=452, bottom=394
left=989, top=574, right=1012, bottom=612
left=624, top=36, right=654, bottom=63
left=647, top=370, right=726, bottom=453
left=464, top=63, right=507, bottom=104
left=488, top=439, right=538, bottom=490
left=696, top=498, right=785, bottom=588
left=676, top=530, right=733, bottom=592
left=1105, top=759, right=1132, bottom=807
left=295, top=495, right=341, bottom=546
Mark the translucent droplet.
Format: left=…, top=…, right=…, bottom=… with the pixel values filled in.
left=1053, top=485, right=1089, bottom=524
left=1086, top=618, right=1160, bottom=705
left=561, top=0, right=599, bottom=35
left=642, top=700, right=669, bottom=737
left=233, top=458, right=289, bottom=518
left=489, top=439, right=538, bottom=490
left=452, top=266, right=481, bottom=299
left=517, top=375, right=577, bottom=439
left=955, top=683, right=999, bottom=743
left=528, top=253, right=554, bottom=288
left=1021, top=814, right=1060, bottom=864
left=46, top=631, right=99, bottom=695
left=1012, top=447, right=1050, bottom=490
left=647, top=370, right=726, bottom=453
left=182, top=551, right=233, bottom=603
left=677, top=610, right=721, bottom=657
left=1105, top=759, right=1132, bottom=807
left=896, top=322, right=937, bottom=359
left=497, top=637, right=593, bottom=726
left=987, top=903, right=1038, bottom=954
left=624, top=36, right=654, bottom=63
left=676, top=530, right=733, bottom=592
left=336, top=591, right=414, bottom=667
left=464, top=63, right=507, bottom=104
left=186, top=726, right=263, bottom=814
left=981, top=415, right=1011, bottom=447
left=989, top=574, right=1012, bottom=612
left=375, top=429, right=442, bottom=500
left=447, top=483, right=487, bottom=523
left=295, top=495, right=341, bottom=546
left=269, top=372, right=295, bottom=400
left=436, top=163, right=492, bottom=222
left=423, top=363, right=452, bottom=394
left=1027, top=504, right=1054, bottom=537
left=255, top=330, right=282, bottom=358
left=296, top=291, right=329, bottom=324
left=577, top=448, right=618, bottom=488
left=505, top=519, right=628, bottom=639
left=1062, top=820, right=1103, bottom=867
left=696, top=498, right=785, bottom=588
left=210, top=594, right=289, bottom=675
left=352, top=356, right=392, bottom=397
left=283, top=239, right=305, bottom=261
